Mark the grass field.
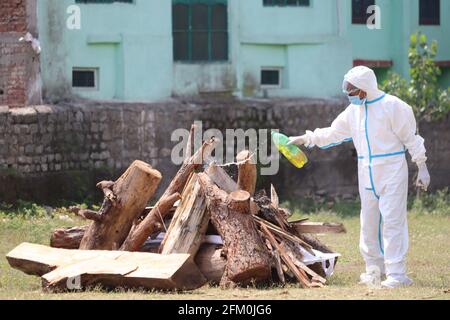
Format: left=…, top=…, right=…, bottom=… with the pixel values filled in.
left=0, top=192, right=449, bottom=300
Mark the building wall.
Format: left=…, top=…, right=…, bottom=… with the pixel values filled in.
left=35, top=0, right=450, bottom=103
left=37, top=0, right=173, bottom=102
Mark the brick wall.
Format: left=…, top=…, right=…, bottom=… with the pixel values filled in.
left=0, top=98, right=449, bottom=204
left=0, top=0, right=41, bottom=107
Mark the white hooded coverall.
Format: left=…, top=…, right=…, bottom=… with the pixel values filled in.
left=304, top=66, right=427, bottom=281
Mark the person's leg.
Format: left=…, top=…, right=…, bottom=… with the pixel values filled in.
left=358, top=165, right=385, bottom=279
left=378, top=160, right=411, bottom=287
left=359, top=188, right=385, bottom=277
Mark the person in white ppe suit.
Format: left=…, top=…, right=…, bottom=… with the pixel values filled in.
left=288, top=66, right=431, bottom=288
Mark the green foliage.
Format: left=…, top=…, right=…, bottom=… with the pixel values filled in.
left=410, top=187, right=450, bottom=216
left=380, top=31, right=450, bottom=121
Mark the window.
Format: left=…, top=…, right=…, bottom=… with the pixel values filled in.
left=173, top=0, right=228, bottom=62
left=261, top=68, right=282, bottom=88
left=75, top=0, right=133, bottom=3
left=419, top=0, right=440, bottom=25
left=72, top=68, right=98, bottom=89
left=263, top=0, right=310, bottom=6
left=352, top=0, right=375, bottom=24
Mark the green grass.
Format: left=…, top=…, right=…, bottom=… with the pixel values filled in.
left=0, top=194, right=449, bottom=300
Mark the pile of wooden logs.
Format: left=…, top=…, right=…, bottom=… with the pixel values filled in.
left=6, top=124, right=345, bottom=292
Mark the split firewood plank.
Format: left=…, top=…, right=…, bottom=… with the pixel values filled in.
left=197, top=173, right=271, bottom=285
left=50, top=226, right=88, bottom=249
left=80, top=160, right=162, bottom=250
left=291, top=222, right=347, bottom=234
left=236, top=150, right=257, bottom=196
left=7, top=243, right=206, bottom=291
left=194, top=244, right=226, bottom=284
left=160, top=173, right=209, bottom=256
left=259, top=224, right=311, bottom=288
left=120, top=137, right=219, bottom=252
left=270, top=184, right=279, bottom=209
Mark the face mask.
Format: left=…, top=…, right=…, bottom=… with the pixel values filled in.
left=347, top=95, right=366, bottom=105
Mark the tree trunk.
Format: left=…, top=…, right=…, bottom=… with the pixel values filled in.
left=79, top=160, right=162, bottom=250
left=120, top=137, right=218, bottom=252
left=160, top=173, right=209, bottom=255
left=197, top=173, right=271, bottom=285
left=236, top=150, right=257, bottom=196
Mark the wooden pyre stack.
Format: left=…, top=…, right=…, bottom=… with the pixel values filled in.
left=6, top=124, right=345, bottom=292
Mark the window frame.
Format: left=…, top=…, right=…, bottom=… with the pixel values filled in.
left=351, top=0, right=375, bottom=25
left=72, top=67, right=99, bottom=91
left=262, top=0, right=311, bottom=7
left=75, top=0, right=134, bottom=4
left=260, top=67, right=283, bottom=89
left=419, top=0, right=440, bottom=26
left=172, top=0, right=229, bottom=63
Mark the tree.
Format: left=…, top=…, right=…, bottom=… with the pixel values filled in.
left=380, top=32, right=450, bottom=122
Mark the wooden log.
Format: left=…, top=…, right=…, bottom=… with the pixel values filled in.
left=194, top=244, right=226, bottom=284
left=205, top=163, right=238, bottom=193
left=49, top=205, right=177, bottom=250
left=120, top=137, right=218, bottom=252
left=7, top=243, right=206, bottom=291
left=291, top=222, right=347, bottom=234
left=79, top=160, right=162, bottom=250
left=160, top=174, right=209, bottom=255
left=50, top=226, right=88, bottom=249
left=236, top=150, right=257, bottom=196
left=197, top=173, right=271, bottom=285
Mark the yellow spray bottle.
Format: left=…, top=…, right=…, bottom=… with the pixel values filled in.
left=271, top=131, right=308, bottom=169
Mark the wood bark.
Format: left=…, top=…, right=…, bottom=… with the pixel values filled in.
left=120, top=137, right=218, bottom=252
left=79, top=160, right=162, bottom=250
left=197, top=173, right=270, bottom=285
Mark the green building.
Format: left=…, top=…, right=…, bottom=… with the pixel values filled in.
left=37, top=0, right=450, bottom=102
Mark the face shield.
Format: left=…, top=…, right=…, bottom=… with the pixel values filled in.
left=342, top=80, right=360, bottom=96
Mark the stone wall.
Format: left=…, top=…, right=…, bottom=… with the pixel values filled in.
left=0, top=98, right=449, bottom=204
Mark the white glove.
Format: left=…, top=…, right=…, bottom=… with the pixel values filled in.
left=287, top=132, right=314, bottom=148
left=416, top=163, right=430, bottom=191
left=287, top=134, right=312, bottom=148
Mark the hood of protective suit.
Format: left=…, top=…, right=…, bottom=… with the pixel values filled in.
left=343, top=66, right=384, bottom=101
